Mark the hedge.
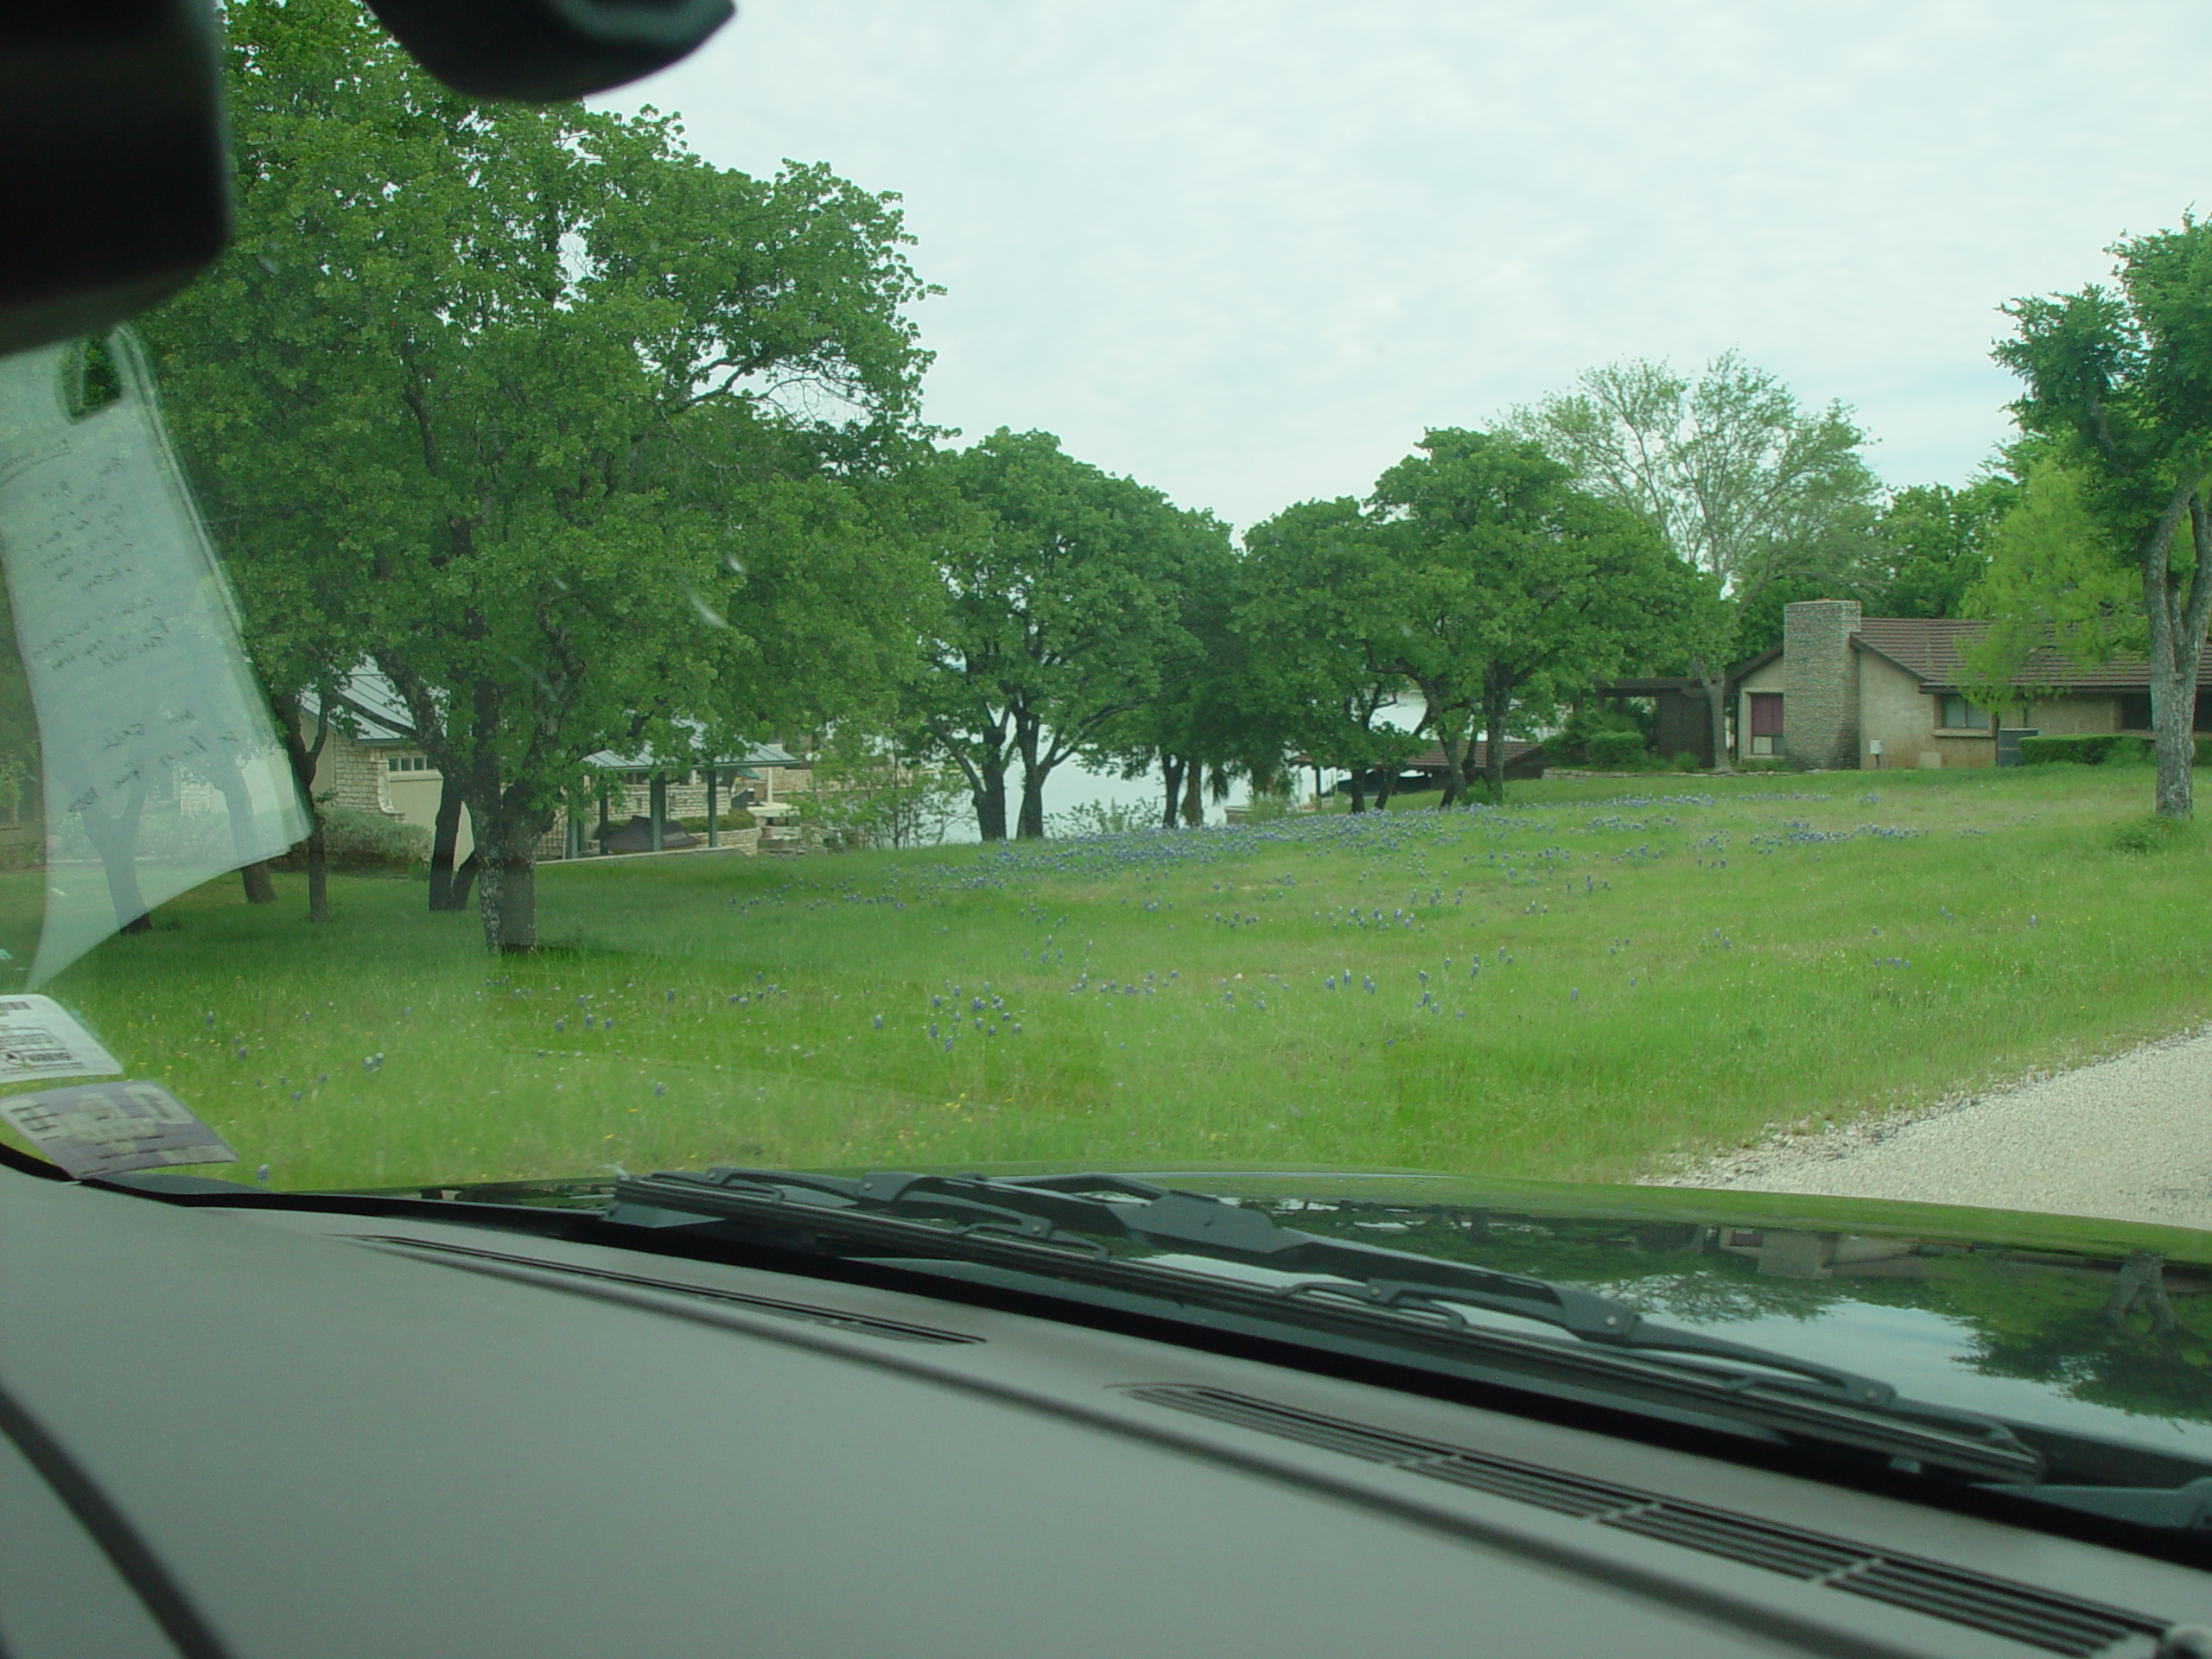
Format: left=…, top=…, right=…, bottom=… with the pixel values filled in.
left=1586, top=729, right=1647, bottom=769
left=676, top=809, right=755, bottom=832
left=2012, top=734, right=2212, bottom=766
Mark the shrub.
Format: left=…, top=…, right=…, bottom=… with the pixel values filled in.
left=1586, top=729, right=1648, bottom=770
left=1554, top=703, right=1649, bottom=766
left=273, top=805, right=429, bottom=874
left=2018, top=734, right=2126, bottom=766
left=1669, top=750, right=1700, bottom=772
left=2113, top=814, right=2197, bottom=853
left=675, top=808, right=755, bottom=832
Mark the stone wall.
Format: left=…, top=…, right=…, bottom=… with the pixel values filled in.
left=307, top=725, right=395, bottom=816
left=1782, top=600, right=1862, bottom=769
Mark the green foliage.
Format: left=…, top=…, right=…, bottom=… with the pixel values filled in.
left=1048, top=799, right=1157, bottom=838
left=919, top=431, right=1223, bottom=840
left=804, top=728, right=966, bottom=851
left=272, top=805, right=429, bottom=874
left=1871, top=477, right=2016, bottom=618
left=1237, top=498, right=1426, bottom=789
left=49, top=766, right=2212, bottom=1193
left=1550, top=702, right=1649, bottom=765
left=1510, top=353, right=1879, bottom=712
left=1994, top=216, right=2212, bottom=817
left=1960, top=459, right=2138, bottom=702
left=1586, top=729, right=1648, bottom=769
left=1366, top=427, right=1713, bottom=802
left=143, top=0, right=938, bottom=945
left=675, top=810, right=756, bottom=832
left=1669, top=750, right=1702, bottom=772
left=2112, top=813, right=2197, bottom=852
left=2018, top=734, right=2151, bottom=766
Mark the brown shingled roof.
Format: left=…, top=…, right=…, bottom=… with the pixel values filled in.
left=1849, top=617, right=2212, bottom=692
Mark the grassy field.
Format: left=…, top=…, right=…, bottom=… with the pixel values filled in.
left=11, top=764, right=2212, bottom=1192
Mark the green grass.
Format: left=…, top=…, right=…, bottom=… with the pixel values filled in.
left=13, top=765, right=2212, bottom=1194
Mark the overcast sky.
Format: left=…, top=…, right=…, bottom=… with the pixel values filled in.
left=603, top=1, right=2212, bottom=537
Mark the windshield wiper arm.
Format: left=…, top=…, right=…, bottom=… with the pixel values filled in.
left=607, top=1166, right=2044, bottom=1484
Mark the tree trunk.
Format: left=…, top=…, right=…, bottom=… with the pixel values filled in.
left=272, top=694, right=331, bottom=922
left=1427, top=695, right=1467, bottom=807
left=1008, top=720, right=1041, bottom=840
left=1016, top=775, right=1047, bottom=839
left=81, top=776, right=152, bottom=935
left=472, top=798, right=547, bottom=953
left=1179, top=761, right=1203, bottom=826
left=1373, top=768, right=1396, bottom=811
left=974, top=763, right=1008, bottom=842
left=1693, top=658, right=1732, bottom=774
left=449, top=849, right=479, bottom=911
left=428, top=776, right=468, bottom=909
left=215, top=750, right=278, bottom=904
left=303, top=815, right=329, bottom=924
left=2139, top=490, right=2212, bottom=819
left=1160, top=754, right=1185, bottom=829
left=1482, top=682, right=1511, bottom=804
left=1347, top=772, right=1367, bottom=813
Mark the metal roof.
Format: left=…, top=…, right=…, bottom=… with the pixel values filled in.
left=304, top=670, right=800, bottom=765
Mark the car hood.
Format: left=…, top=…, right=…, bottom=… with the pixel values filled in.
left=416, top=1161, right=2212, bottom=1469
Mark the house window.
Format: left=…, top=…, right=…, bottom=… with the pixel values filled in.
left=1940, top=696, right=1991, bottom=731
left=2119, top=692, right=2212, bottom=730
left=1747, top=692, right=1783, bottom=756
left=385, top=753, right=432, bottom=773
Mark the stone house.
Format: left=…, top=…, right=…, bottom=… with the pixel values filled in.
left=1734, top=599, right=2212, bottom=770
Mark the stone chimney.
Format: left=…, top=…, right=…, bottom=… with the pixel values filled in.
left=1783, top=600, right=1861, bottom=769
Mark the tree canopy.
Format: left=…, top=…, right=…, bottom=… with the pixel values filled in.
left=1992, top=218, right=2212, bottom=817
left=1368, top=429, right=1716, bottom=802
left=145, top=0, right=938, bottom=945
left=921, top=429, right=1223, bottom=840
left=1511, top=353, right=1878, bottom=768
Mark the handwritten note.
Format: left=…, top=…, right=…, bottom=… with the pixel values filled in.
left=0, top=333, right=305, bottom=983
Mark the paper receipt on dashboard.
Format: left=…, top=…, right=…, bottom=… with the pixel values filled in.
left=0, top=994, right=121, bottom=1081
left=0, top=1080, right=233, bottom=1178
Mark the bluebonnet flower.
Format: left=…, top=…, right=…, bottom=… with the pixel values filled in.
left=654, top=1081, right=666, bottom=1097
left=1363, top=976, right=1375, bottom=994
left=874, top=1014, right=884, bottom=1029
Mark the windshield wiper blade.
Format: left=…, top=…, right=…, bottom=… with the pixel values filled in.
left=607, top=1166, right=2044, bottom=1484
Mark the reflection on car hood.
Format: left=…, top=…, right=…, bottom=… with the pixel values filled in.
left=402, top=1162, right=2212, bottom=1465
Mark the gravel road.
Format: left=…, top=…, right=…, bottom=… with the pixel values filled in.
left=1653, top=1026, right=2212, bottom=1231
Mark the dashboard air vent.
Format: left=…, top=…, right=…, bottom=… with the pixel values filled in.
left=1123, top=1385, right=2167, bottom=1657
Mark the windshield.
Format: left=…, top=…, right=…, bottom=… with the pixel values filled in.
left=2, top=0, right=2209, bottom=1497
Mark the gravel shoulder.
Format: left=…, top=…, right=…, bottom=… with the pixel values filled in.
left=1649, top=1026, right=2212, bottom=1231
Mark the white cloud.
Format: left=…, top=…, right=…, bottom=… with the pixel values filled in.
left=604, top=0, right=2212, bottom=530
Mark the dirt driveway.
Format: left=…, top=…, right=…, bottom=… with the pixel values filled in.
left=1654, top=1027, right=2212, bottom=1232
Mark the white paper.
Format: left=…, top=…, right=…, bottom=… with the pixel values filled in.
left=0, top=1078, right=233, bottom=1179
left=0, top=992, right=119, bottom=1081
left=0, top=334, right=306, bottom=983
